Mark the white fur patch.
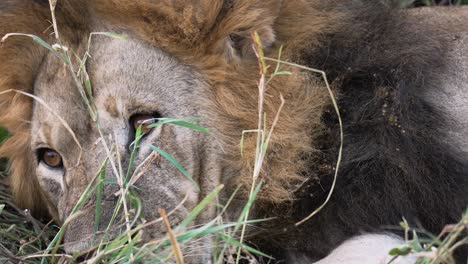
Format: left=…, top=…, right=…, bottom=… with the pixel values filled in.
left=313, top=234, right=416, bottom=264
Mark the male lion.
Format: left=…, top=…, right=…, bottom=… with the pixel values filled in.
left=0, top=0, right=467, bottom=263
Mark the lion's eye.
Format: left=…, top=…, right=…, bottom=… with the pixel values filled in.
left=38, top=148, right=63, bottom=169
left=130, top=113, right=159, bottom=136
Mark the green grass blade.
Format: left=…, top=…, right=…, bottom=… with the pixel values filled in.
left=31, top=36, right=69, bottom=63
left=175, top=185, right=224, bottom=231
left=218, top=233, right=273, bottom=259
left=84, top=79, right=93, bottom=98
left=147, top=145, right=200, bottom=191
left=147, top=117, right=198, bottom=126
left=2, top=33, right=68, bottom=63
left=176, top=219, right=269, bottom=244
left=169, top=121, right=211, bottom=135
left=235, top=182, right=263, bottom=230
left=126, top=126, right=143, bottom=179
left=111, top=231, right=142, bottom=261
left=128, top=192, right=143, bottom=228
left=147, top=118, right=211, bottom=135
left=95, top=160, right=108, bottom=232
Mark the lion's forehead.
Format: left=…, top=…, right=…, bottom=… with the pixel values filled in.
left=31, top=37, right=205, bottom=144
left=89, top=37, right=203, bottom=112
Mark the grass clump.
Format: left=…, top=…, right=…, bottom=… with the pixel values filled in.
left=0, top=173, right=59, bottom=262
left=389, top=211, right=468, bottom=264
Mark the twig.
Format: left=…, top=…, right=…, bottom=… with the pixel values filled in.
left=159, top=208, right=184, bottom=264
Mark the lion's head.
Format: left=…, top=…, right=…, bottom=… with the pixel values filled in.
left=0, top=0, right=335, bottom=259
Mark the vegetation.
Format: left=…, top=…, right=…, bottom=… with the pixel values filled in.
left=0, top=1, right=467, bottom=263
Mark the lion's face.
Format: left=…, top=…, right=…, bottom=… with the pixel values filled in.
left=32, top=37, right=222, bottom=253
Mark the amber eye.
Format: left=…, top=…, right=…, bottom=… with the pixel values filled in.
left=38, top=148, right=63, bottom=169
left=130, top=114, right=159, bottom=136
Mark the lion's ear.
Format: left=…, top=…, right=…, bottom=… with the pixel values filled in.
left=0, top=1, right=55, bottom=218
left=224, top=24, right=276, bottom=59
left=206, top=0, right=282, bottom=61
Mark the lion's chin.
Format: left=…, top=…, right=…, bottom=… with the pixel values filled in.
left=65, top=239, right=214, bottom=263
left=63, top=239, right=96, bottom=256
left=62, top=223, right=215, bottom=263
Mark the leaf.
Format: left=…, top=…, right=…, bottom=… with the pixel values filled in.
left=147, top=145, right=200, bottom=191
left=84, top=79, right=93, bottom=97
left=389, top=245, right=412, bottom=256
left=0, top=204, right=4, bottom=215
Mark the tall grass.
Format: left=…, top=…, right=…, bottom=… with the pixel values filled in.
left=0, top=1, right=467, bottom=263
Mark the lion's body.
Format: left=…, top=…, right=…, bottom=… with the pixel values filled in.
left=257, top=6, right=468, bottom=261
left=0, top=1, right=467, bottom=263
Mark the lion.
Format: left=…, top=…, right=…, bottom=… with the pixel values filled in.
left=0, top=0, right=467, bottom=263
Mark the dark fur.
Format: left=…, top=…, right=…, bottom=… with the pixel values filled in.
left=255, top=2, right=468, bottom=262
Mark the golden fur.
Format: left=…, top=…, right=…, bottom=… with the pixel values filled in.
left=0, top=1, right=50, bottom=216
